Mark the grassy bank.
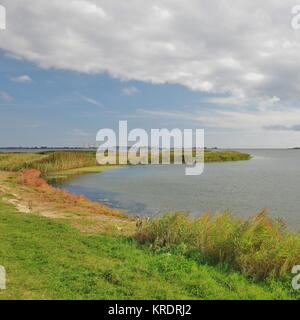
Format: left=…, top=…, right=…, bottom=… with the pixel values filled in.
left=0, top=150, right=251, bottom=176
left=136, top=213, right=300, bottom=282
left=0, top=199, right=296, bottom=300
left=2, top=151, right=298, bottom=300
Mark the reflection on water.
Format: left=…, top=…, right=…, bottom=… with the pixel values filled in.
left=56, top=149, right=300, bottom=228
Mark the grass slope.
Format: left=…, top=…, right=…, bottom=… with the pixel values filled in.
left=0, top=200, right=295, bottom=300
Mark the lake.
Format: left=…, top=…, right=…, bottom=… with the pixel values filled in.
left=57, top=149, right=300, bottom=228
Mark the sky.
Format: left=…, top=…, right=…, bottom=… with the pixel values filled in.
left=1, top=0, right=300, bottom=148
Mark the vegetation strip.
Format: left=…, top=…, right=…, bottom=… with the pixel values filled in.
left=0, top=150, right=251, bottom=175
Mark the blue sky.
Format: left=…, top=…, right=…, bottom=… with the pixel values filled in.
left=1, top=1, right=300, bottom=148
left=0, top=51, right=234, bottom=148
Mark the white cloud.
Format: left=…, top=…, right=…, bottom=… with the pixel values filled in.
left=122, top=86, right=140, bottom=96
left=137, top=105, right=300, bottom=131
left=153, top=5, right=171, bottom=20
left=244, top=72, right=265, bottom=82
left=79, top=94, right=103, bottom=108
left=1, top=0, right=300, bottom=147
left=10, top=74, right=32, bottom=83
left=0, top=0, right=299, bottom=107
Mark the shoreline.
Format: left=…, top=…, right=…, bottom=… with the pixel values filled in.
left=0, top=149, right=252, bottom=218
left=1, top=150, right=300, bottom=299
left=45, top=165, right=120, bottom=184
left=0, top=149, right=253, bottom=234
left=0, top=169, right=135, bottom=235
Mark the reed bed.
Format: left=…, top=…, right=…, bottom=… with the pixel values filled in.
left=136, top=211, right=300, bottom=280
left=0, top=150, right=250, bottom=175
left=0, top=151, right=98, bottom=174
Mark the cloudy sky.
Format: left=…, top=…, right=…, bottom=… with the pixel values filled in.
left=1, top=0, right=300, bottom=147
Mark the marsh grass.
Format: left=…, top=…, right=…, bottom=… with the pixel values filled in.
left=204, top=150, right=251, bottom=162
left=31, top=152, right=98, bottom=173
left=0, top=150, right=251, bottom=175
left=0, top=151, right=99, bottom=174
left=0, top=153, right=48, bottom=171
left=136, top=211, right=300, bottom=280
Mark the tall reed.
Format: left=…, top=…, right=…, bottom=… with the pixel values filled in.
left=136, top=211, right=300, bottom=280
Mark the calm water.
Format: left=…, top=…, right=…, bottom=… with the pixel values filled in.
left=57, top=149, right=300, bottom=227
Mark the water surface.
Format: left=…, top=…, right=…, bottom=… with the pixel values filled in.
left=57, top=149, right=300, bottom=228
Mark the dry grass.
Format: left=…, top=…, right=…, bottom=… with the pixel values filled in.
left=136, top=211, right=300, bottom=280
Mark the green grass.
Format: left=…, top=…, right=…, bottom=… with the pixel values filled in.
left=0, top=200, right=295, bottom=300
left=0, top=150, right=251, bottom=176
left=136, top=213, right=300, bottom=283
left=204, top=150, right=251, bottom=162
